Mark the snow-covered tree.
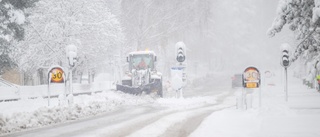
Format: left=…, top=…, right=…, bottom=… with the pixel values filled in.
left=268, top=0, right=320, bottom=62
left=119, top=0, right=211, bottom=76
left=15, top=0, right=125, bottom=78
left=0, top=0, right=38, bottom=74
left=120, top=0, right=202, bottom=51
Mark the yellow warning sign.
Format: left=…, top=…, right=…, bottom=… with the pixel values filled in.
left=243, top=67, right=260, bottom=88
left=49, top=67, right=64, bottom=83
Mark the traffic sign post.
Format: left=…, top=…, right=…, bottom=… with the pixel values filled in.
left=171, top=66, right=184, bottom=98
left=171, top=41, right=188, bottom=98
left=285, top=67, right=288, bottom=101
left=48, top=66, right=66, bottom=106
left=241, top=66, right=261, bottom=109
left=280, top=43, right=291, bottom=102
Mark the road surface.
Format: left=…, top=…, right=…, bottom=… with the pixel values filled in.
left=4, top=76, right=236, bottom=137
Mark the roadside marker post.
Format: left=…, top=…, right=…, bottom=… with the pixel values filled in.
left=48, top=66, right=66, bottom=106
left=241, top=66, right=261, bottom=109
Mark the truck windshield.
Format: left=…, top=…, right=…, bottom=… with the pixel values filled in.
left=130, top=54, right=154, bottom=70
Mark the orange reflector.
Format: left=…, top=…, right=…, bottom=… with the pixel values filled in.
left=246, top=82, right=257, bottom=88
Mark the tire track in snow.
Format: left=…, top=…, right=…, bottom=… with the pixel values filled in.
left=127, top=91, right=236, bottom=137
left=4, top=89, right=236, bottom=137
left=3, top=106, right=163, bottom=137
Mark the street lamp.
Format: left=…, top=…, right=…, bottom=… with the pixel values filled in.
left=66, top=44, right=78, bottom=104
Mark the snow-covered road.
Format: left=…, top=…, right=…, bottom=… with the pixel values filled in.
left=0, top=72, right=239, bottom=137
left=5, top=71, right=319, bottom=137
left=2, top=80, right=235, bottom=137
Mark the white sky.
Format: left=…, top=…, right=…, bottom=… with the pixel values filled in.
left=184, top=0, right=294, bottom=74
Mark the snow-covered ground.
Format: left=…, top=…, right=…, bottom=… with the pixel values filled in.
left=2, top=70, right=320, bottom=137
left=0, top=87, right=226, bottom=136
left=190, top=72, right=320, bottom=137
left=0, top=91, right=155, bottom=134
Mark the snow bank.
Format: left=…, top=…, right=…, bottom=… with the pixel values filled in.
left=0, top=91, right=155, bottom=134
left=190, top=72, right=320, bottom=137
left=190, top=104, right=320, bottom=137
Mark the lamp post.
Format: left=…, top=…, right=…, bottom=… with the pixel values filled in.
left=66, top=44, right=78, bottom=103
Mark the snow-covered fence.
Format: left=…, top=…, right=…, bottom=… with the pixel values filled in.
left=0, top=87, right=20, bottom=101
left=0, top=81, right=115, bottom=102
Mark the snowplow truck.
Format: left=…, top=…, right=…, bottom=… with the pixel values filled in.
left=116, top=51, right=163, bottom=97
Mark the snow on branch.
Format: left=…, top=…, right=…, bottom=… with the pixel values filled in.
left=267, top=0, right=290, bottom=37
left=268, top=0, right=320, bottom=64
left=268, top=0, right=315, bottom=38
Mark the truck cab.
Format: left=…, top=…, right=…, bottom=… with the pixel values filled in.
left=128, top=51, right=156, bottom=71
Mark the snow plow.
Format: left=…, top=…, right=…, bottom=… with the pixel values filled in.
left=116, top=51, right=163, bottom=97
